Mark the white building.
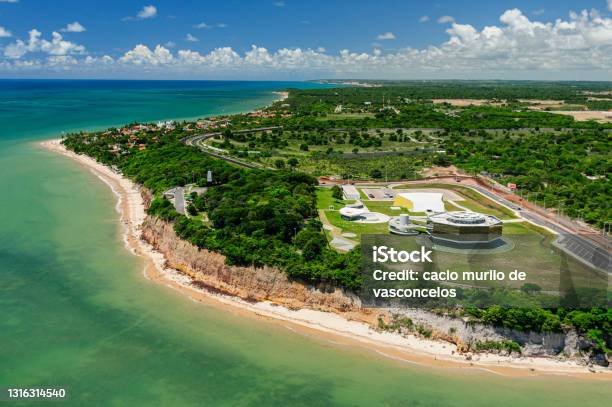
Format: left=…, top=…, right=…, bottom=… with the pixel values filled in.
left=339, top=201, right=369, bottom=220
left=393, top=192, right=444, bottom=212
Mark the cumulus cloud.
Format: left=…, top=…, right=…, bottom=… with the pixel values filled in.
left=376, top=32, right=396, bottom=40
left=61, top=22, right=86, bottom=33
left=194, top=22, right=210, bottom=29
left=123, top=5, right=157, bottom=21
left=3, top=29, right=85, bottom=59
left=137, top=5, right=157, bottom=19
left=185, top=33, right=199, bottom=42
left=0, top=0, right=19, bottom=3
left=273, top=1, right=285, bottom=6
left=217, top=23, right=227, bottom=28
left=438, top=15, right=455, bottom=24
left=0, top=26, right=11, bottom=38
left=119, top=44, right=172, bottom=65
left=3, top=8, right=612, bottom=80
left=419, top=16, right=430, bottom=23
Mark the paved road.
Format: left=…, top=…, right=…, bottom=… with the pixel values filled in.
left=467, top=185, right=609, bottom=274
left=174, top=186, right=186, bottom=215
left=183, top=128, right=279, bottom=170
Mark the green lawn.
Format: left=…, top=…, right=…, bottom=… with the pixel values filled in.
left=316, top=188, right=345, bottom=210
left=324, top=210, right=390, bottom=238
left=444, top=201, right=464, bottom=212
left=362, top=200, right=409, bottom=216
left=502, top=220, right=554, bottom=236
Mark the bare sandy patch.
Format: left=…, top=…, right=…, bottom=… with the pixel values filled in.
left=432, top=99, right=504, bottom=107
left=550, top=110, right=612, bottom=123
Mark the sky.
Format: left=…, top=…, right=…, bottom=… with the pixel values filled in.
left=0, top=0, right=611, bottom=80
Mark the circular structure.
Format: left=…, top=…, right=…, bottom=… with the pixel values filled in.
left=389, top=214, right=422, bottom=235
left=355, top=212, right=390, bottom=224
left=339, top=201, right=390, bottom=224
left=428, top=211, right=503, bottom=245
left=339, top=201, right=369, bottom=221
left=447, top=212, right=488, bottom=225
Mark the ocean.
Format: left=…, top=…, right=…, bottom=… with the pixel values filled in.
left=0, top=80, right=609, bottom=406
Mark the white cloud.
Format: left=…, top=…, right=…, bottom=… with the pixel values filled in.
left=273, top=1, right=285, bottom=7
left=376, top=32, right=396, bottom=40
left=61, top=22, right=86, bottom=33
left=0, top=26, right=11, bottom=37
left=608, top=0, right=612, bottom=12
left=119, top=44, right=172, bottom=65
left=164, top=41, right=176, bottom=48
left=137, top=5, right=157, bottom=19
left=195, top=22, right=227, bottom=29
left=438, top=15, right=455, bottom=24
left=185, top=33, right=199, bottom=42
left=0, top=0, right=19, bottom=3
left=3, top=29, right=86, bottom=59
left=419, top=16, right=430, bottom=23
left=3, top=8, right=612, bottom=80
left=123, top=5, right=157, bottom=21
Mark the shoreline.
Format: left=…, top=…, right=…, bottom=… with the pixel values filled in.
left=40, top=138, right=611, bottom=380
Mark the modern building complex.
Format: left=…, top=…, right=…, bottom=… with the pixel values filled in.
left=393, top=192, right=444, bottom=212
left=427, top=211, right=503, bottom=244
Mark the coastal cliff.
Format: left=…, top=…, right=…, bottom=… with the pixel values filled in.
left=141, top=215, right=364, bottom=315
left=140, top=212, right=608, bottom=367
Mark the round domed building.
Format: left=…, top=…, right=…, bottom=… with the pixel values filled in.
left=427, top=211, right=503, bottom=245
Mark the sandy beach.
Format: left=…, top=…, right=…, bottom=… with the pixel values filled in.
left=273, top=91, right=289, bottom=102
left=41, top=138, right=611, bottom=379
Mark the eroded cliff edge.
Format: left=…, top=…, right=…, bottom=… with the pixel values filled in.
left=141, top=215, right=368, bottom=315
left=139, top=200, right=608, bottom=367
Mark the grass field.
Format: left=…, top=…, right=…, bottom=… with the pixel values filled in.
left=316, top=188, right=346, bottom=210
left=324, top=210, right=390, bottom=237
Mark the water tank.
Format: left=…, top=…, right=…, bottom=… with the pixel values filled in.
left=399, top=214, right=410, bottom=226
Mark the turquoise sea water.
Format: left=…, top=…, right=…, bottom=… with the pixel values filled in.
left=0, top=80, right=610, bottom=406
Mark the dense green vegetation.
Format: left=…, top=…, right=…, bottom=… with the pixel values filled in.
left=62, top=80, right=611, bottom=358
left=309, top=80, right=612, bottom=111
left=445, top=128, right=610, bottom=227
left=63, top=134, right=362, bottom=289
left=210, top=83, right=611, bottom=229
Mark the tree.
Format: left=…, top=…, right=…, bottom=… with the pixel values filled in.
left=370, top=169, right=383, bottom=179
left=274, top=158, right=286, bottom=169
left=287, top=157, right=299, bottom=169
left=187, top=204, right=198, bottom=216
left=299, top=143, right=309, bottom=151
left=331, top=185, right=343, bottom=200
